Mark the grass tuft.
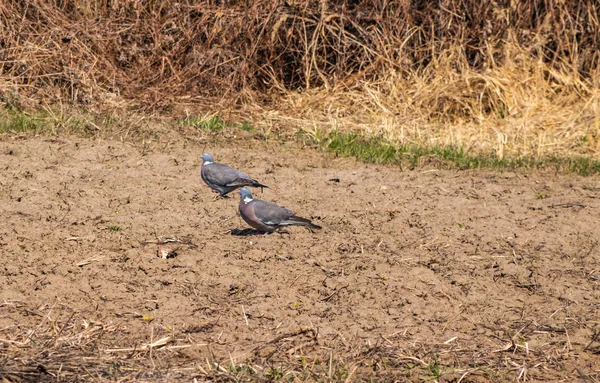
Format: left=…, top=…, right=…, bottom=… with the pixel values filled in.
left=0, top=110, right=47, bottom=133
left=178, top=114, right=226, bottom=132
left=426, top=355, right=442, bottom=379
left=240, top=121, right=253, bottom=132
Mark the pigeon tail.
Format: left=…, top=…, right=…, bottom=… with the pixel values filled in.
left=227, top=177, right=269, bottom=189
left=252, top=181, right=269, bottom=189
left=283, top=215, right=322, bottom=230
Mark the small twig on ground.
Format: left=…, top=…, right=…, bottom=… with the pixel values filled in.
left=242, top=305, right=249, bottom=326
left=76, top=254, right=105, bottom=267
left=104, top=336, right=173, bottom=353
left=321, top=284, right=349, bottom=302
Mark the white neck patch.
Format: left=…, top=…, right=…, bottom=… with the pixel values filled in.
left=243, top=196, right=253, bottom=204
left=203, top=161, right=213, bottom=165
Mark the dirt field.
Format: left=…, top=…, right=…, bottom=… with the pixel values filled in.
left=1, top=131, right=599, bottom=382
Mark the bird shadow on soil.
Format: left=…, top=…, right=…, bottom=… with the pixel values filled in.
left=230, top=228, right=272, bottom=236
left=229, top=228, right=293, bottom=236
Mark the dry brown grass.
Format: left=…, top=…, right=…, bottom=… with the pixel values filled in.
left=267, top=44, right=600, bottom=160
left=1, top=1, right=599, bottom=155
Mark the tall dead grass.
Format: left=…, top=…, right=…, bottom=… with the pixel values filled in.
left=1, top=0, right=599, bottom=158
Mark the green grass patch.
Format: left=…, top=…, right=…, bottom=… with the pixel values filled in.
left=178, top=114, right=255, bottom=133
left=0, top=110, right=48, bottom=133
left=178, top=114, right=226, bottom=131
left=240, top=121, right=253, bottom=132
left=300, top=130, right=600, bottom=176
left=0, top=108, right=104, bottom=136
left=425, top=355, right=442, bottom=379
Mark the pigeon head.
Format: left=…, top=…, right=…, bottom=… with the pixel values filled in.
left=238, top=187, right=253, bottom=203
left=201, top=153, right=214, bottom=164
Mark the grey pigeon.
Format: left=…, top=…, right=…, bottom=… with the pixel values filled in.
left=200, top=153, right=268, bottom=197
left=237, top=188, right=321, bottom=232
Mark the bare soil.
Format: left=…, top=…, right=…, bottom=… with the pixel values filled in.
left=1, top=132, right=599, bottom=382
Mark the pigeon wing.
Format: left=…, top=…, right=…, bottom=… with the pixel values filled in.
left=226, top=176, right=260, bottom=188
left=280, top=216, right=322, bottom=229
left=253, top=200, right=294, bottom=226
left=203, top=163, right=247, bottom=187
